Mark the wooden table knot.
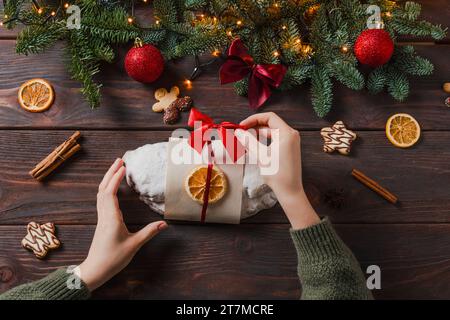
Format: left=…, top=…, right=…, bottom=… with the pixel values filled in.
left=0, top=265, right=15, bottom=283
left=323, top=188, right=348, bottom=210
left=235, top=237, right=253, bottom=253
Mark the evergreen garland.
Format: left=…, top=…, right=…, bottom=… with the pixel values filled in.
left=1, top=0, right=447, bottom=115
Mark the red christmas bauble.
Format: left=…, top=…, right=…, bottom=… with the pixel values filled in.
left=125, top=40, right=164, bottom=83
left=354, top=29, right=394, bottom=68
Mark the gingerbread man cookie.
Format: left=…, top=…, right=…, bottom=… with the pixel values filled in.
left=321, top=121, right=357, bottom=155
left=22, top=222, right=61, bottom=259
left=152, top=86, right=180, bottom=112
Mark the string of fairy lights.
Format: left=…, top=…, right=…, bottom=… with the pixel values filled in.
left=0, top=0, right=395, bottom=87
left=1, top=0, right=72, bottom=26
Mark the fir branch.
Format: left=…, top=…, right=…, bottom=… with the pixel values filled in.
left=394, top=49, right=434, bottom=76
left=185, top=0, right=207, bottom=9
left=332, top=62, right=364, bottom=90
left=367, top=66, right=387, bottom=94
left=16, top=21, right=67, bottom=55
left=3, top=0, right=25, bottom=28
left=141, top=29, right=168, bottom=45
left=81, top=7, right=140, bottom=44
left=66, top=31, right=102, bottom=108
left=153, top=0, right=179, bottom=24
left=234, top=77, right=249, bottom=96
left=390, top=17, right=446, bottom=40
left=91, top=42, right=115, bottom=62
left=401, top=1, right=421, bottom=21
left=279, top=62, right=313, bottom=90
left=174, top=30, right=227, bottom=58
left=311, top=66, right=332, bottom=118
left=387, top=70, right=409, bottom=101
left=399, top=55, right=433, bottom=76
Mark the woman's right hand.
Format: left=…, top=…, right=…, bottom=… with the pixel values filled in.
left=236, top=112, right=320, bottom=229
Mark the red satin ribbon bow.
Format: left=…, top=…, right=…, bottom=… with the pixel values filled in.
left=188, top=107, right=247, bottom=163
left=188, top=108, right=247, bottom=223
left=219, top=38, right=287, bottom=109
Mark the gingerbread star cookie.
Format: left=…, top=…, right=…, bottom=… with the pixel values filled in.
left=321, top=121, right=357, bottom=155
left=22, top=222, right=61, bottom=259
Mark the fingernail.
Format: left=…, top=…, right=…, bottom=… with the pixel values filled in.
left=158, top=222, right=168, bottom=231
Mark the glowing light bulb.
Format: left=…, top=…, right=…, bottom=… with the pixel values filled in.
left=295, top=39, right=301, bottom=44
left=51, top=11, right=56, bottom=16
left=274, top=3, right=279, bottom=7
left=128, top=17, right=134, bottom=24
left=282, top=25, right=287, bottom=30
left=227, top=30, right=232, bottom=36
left=212, top=50, right=220, bottom=57
left=273, top=51, right=280, bottom=57
left=213, top=17, right=217, bottom=23
left=341, top=45, right=349, bottom=53
left=184, top=79, right=192, bottom=89
left=236, top=20, right=242, bottom=26
left=37, top=8, right=43, bottom=14
left=0, top=22, right=3, bottom=27
left=64, top=3, right=70, bottom=8
left=156, top=20, right=160, bottom=25
left=4, top=15, right=8, bottom=19
left=303, top=45, right=313, bottom=55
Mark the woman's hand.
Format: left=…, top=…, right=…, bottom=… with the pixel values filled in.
left=77, top=158, right=168, bottom=291
left=236, top=112, right=320, bottom=230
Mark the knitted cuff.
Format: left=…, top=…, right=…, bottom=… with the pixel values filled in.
left=290, top=218, right=347, bottom=264
left=33, top=268, right=91, bottom=300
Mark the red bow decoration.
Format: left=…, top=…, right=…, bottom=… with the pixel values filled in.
left=219, top=39, right=287, bottom=109
left=188, top=108, right=247, bottom=163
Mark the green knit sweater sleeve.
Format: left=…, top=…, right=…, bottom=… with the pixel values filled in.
left=290, top=218, right=373, bottom=300
left=0, top=268, right=90, bottom=300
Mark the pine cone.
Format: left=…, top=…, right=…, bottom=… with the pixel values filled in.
left=163, top=105, right=180, bottom=124
left=170, top=96, right=193, bottom=112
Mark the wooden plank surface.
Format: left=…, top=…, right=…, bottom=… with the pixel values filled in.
left=1, top=224, right=449, bottom=299
left=0, top=130, right=449, bottom=225
left=0, top=40, right=449, bottom=130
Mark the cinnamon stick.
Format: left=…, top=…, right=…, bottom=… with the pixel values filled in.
left=30, top=131, right=81, bottom=181
left=30, top=131, right=80, bottom=176
left=351, top=169, right=398, bottom=204
left=35, top=144, right=81, bottom=181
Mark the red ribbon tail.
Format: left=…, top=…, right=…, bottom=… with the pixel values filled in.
left=200, top=163, right=214, bottom=223
left=248, top=74, right=272, bottom=109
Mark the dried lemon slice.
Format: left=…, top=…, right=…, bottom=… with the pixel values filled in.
left=18, top=78, right=55, bottom=112
left=185, top=166, right=227, bottom=204
left=385, top=113, right=421, bottom=148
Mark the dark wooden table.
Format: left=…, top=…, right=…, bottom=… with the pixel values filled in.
left=0, top=1, right=449, bottom=300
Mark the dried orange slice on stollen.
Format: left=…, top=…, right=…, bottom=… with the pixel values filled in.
left=185, top=166, right=227, bottom=204
left=18, top=78, right=55, bottom=112
left=385, top=113, right=421, bottom=148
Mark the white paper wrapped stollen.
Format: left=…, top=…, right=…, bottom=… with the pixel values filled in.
left=123, top=141, right=278, bottom=220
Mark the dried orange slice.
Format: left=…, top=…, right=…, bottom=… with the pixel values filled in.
left=18, top=78, right=55, bottom=112
left=185, top=166, right=227, bottom=204
left=385, top=113, right=421, bottom=148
